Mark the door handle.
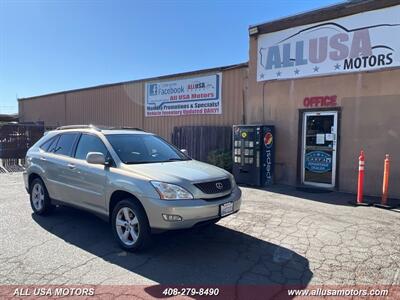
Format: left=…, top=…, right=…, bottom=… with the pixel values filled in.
left=40, top=157, right=46, bottom=161
left=67, top=163, right=76, bottom=169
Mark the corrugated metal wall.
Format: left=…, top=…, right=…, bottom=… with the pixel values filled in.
left=66, top=82, right=144, bottom=128
left=18, top=93, right=67, bottom=126
left=18, top=65, right=247, bottom=141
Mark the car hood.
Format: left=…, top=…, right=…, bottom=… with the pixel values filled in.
left=121, top=159, right=230, bottom=183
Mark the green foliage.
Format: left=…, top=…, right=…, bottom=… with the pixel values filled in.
left=207, top=149, right=233, bottom=172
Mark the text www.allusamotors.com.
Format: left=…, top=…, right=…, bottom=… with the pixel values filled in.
left=287, top=288, right=389, bottom=297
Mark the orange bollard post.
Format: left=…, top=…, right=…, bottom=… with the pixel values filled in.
left=374, top=154, right=393, bottom=209
left=357, top=150, right=365, bottom=204
left=349, top=150, right=370, bottom=206
left=382, top=154, right=390, bottom=205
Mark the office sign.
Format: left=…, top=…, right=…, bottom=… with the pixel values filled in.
left=303, top=95, right=337, bottom=107
left=145, top=73, right=222, bottom=117
left=257, top=5, right=400, bottom=81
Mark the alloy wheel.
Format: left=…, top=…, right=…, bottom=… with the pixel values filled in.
left=32, top=183, right=45, bottom=211
left=115, top=207, right=140, bottom=246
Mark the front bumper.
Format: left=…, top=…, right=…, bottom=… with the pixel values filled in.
left=143, top=186, right=242, bottom=230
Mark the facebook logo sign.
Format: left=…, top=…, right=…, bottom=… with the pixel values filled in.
left=149, top=84, right=158, bottom=96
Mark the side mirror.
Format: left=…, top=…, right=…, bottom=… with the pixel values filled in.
left=180, top=149, right=188, bottom=156
left=86, top=152, right=105, bottom=165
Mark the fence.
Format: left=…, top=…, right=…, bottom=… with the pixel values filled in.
left=0, top=123, right=45, bottom=172
left=171, top=126, right=233, bottom=170
left=0, top=123, right=234, bottom=172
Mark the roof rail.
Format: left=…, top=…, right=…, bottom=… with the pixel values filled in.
left=117, top=127, right=145, bottom=131
left=55, top=124, right=100, bottom=131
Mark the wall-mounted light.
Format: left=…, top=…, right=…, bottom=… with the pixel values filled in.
left=249, top=26, right=259, bottom=36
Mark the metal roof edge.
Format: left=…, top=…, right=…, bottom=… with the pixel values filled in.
left=18, top=62, right=248, bottom=101
left=248, top=0, right=349, bottom=29
left=249, top=0, right=400, bottom=36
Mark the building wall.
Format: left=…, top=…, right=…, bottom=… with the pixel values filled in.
left=66, top=82, right=144, bottom=129
left=248, top=35, right=400, bottom=198
left=19, top=66, right=247, bottom=142
left=18, top=93, right=67, bottom=126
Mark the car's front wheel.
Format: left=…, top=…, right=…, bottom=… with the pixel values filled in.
left=111, top=199, right=151, bottom=251
left=29, top=178, right=54, bottom=215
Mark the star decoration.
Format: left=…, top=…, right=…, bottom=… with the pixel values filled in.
left=294, top=69, right=300, bottom=75
left=276, top=71, right=282, bottom=77
left=334, top=63, right=341, bottom=70
left=259, top=73, right=265, bottom=79
left=313, top=66, right=319, bottom=72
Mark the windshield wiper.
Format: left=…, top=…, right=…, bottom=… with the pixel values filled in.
left=124, top=158, right=189, bottom=164
left=167, top=158, right=190, bottom=161
left=125, top=161, right=155, bottom=164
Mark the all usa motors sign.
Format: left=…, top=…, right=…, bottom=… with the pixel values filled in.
left=145, top=73, right=222, bottom=117
left=257, top=5, right=400, bottom=81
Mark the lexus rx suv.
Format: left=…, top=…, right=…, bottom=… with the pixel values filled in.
left=23, top=125, right=242, bottom=251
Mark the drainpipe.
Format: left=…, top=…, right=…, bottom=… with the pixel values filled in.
left=242, top=88, right=246, bottom=124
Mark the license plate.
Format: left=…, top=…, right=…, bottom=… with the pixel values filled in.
left=220, top=201, right=234, bottom=217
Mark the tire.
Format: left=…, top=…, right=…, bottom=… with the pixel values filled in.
left=29, top=178, right=54, bottom=215
left=111, top=199, right=152, bottom=252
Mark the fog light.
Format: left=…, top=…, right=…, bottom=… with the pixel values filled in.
left=162, top=214, right=183, bottom=222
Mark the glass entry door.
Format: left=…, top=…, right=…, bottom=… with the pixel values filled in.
left=301, top=111, right=338, bottom=188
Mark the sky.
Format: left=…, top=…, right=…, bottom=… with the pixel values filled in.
left=0, top=0, right=340, bottom=114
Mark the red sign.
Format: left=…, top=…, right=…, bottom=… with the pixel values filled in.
left=303, top=95, right=337, bottom=107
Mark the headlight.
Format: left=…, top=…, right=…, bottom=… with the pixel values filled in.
left=150, top=181, right=193, bottom=200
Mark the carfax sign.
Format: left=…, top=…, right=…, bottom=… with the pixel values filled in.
left=257, top=5, right=400, bottom=81
left=305, top=151, right=332, bottom=173
left=145, top=73, right=222, bottom=117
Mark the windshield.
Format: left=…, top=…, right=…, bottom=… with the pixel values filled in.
left=106, top=134, right=190, bottom=164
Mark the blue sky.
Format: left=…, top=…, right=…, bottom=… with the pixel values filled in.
left=0, top=0, right=339, bottom=114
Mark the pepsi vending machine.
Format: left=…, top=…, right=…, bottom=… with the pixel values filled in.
left=232, top=125, right=275, bottom=186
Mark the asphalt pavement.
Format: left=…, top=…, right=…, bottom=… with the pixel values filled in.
left=1, top=173, right=399, bottom=287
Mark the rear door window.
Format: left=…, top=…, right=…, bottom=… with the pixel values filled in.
left=48, top=135, right=60, bottom=153
left=53, top=133, right=79, bottom=156
left=40, top=136, right=58, bottom=152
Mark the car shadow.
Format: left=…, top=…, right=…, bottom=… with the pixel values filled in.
left=32, top=206, right=312, bottom=299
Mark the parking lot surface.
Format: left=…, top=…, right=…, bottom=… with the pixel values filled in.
left=1, top=173, right=400, bottom=286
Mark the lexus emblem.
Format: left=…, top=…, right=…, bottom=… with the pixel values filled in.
left=216, top=182, right=223, bottom=190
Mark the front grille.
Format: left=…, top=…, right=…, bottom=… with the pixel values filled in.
left=194, top=178, right=231, bottom=194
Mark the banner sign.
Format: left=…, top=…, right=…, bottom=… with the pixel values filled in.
left=145, top=73, right=222, bottom=117
left=305, top=151, right=332, bottom=173
left=257, top=5, right=400, bottom=81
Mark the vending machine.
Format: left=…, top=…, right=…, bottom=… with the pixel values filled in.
left=232, top=125, right=275, bottom=186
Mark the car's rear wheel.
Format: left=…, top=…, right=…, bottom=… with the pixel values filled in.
left=111, top=199, right=151, bottom=251
left=30, top=178, right=53, bottom=215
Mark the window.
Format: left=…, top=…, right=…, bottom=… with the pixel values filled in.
left=48, top=136, right=60, bottom=153
left=39, top=135, right=60, bottom=153
left=40, top=136, right=57, bottom=152
left=75, top=134, right=109, bottom=160
left=106, top=134, right=189, bottom=164
left=53, top=133, right=79, bottom=156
